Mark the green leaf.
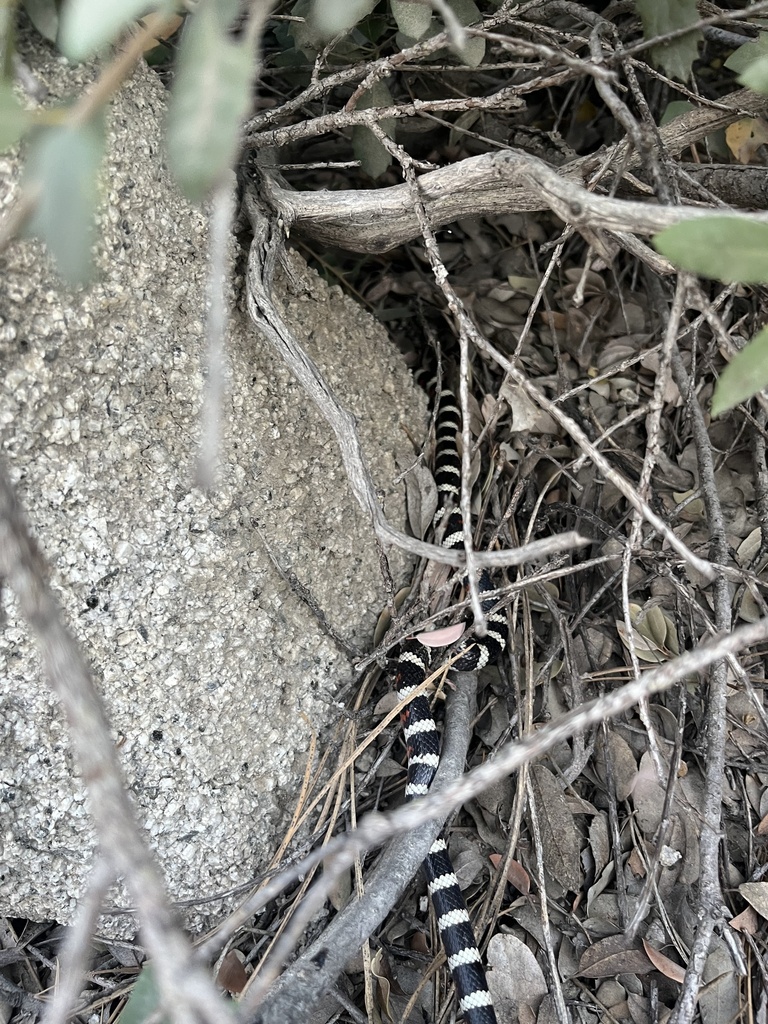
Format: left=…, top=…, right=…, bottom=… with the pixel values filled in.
left=0, top=81, right=32, bottom=151
left=116, top=965, right=165, bottom=1024
left=447, top=0, right=484, bottom=66
left=352, top=80, right=395, bottom=180
left=391, top=1, right=432, bottom=41
left=724, top=34, right=768, bottom=74
left=653, top=218, right=768, bottom=284
left=457, top=35, right=484, bottom=67
left=21, top=0, right=60, bottom=43
left=449, top=0, right=481, bottom=23
left=166, top=2, right=255, bottom=203
left=58, top=0, right=174, bottom=60
left=310, top=0, right=377, bottom=38
left=712, top=327, right=768, bottom=417
left=659, top=100, right=693, bottom=127
left=25, top=119, right=106, bottom=283
left=739, top=56, right=768, bottom=95
left=352, top=125, right=391, bottom=179
left=635, top=0, right=701, bottom=82
left=358, top=14, right=391, bottom=44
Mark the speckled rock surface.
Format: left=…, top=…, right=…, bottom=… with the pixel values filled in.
left=0, top=31, right=423, bottom=932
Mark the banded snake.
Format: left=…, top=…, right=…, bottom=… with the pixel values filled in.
left=394, top=386, right=508, bottom=1024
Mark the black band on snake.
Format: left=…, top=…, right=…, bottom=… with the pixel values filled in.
left=394, top=387, right=507, bottom=1024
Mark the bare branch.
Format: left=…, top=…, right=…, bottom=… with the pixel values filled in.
left=0, top=463, right=224, bottom=1024
left=237, top=672, right=481, bottom=1024
left=42, top=860, right=116, bottom=1024
left=196, top=174, right=236, bottom=490
left=254, top=89, right=768, bottom=253
left=243, top=186, right=586, bottom=571
left=666, top=277, right=733, bottom=1024
left=232, top=616, right=768, bottom=1023
left=470, top=334, right=717, bottom=581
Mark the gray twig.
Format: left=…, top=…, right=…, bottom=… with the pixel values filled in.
left=42, top=860, right=116, bottom=1024
left=196, top=618, right=768, bottom=1023
left=243, top=186, right=585, bottom=573
left=665, top=276, right=733, bottom=1024
left=0, top=463, right=225, bottom=1024
left=526, top=774, right=572, bottom=1024
left=197, top=174, right=236, bottom=490
left=441, top=324, right=716, bottom=580
left=367, top=121, right=486, bottom=629
left=237, top=673, right=480, bottom=1024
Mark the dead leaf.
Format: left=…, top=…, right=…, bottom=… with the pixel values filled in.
left=373, top=587, right=411, bottom=647
left=415, top=623, right=466, bottom=647
left=480, top=391, right=498, bottom=426
left=594, top=730, right=637, bottom=801
left=641, top=940, right=686, bottom=983
left=730, top=905, right=758, bottom=935
left=672, top=489, right=706, bottom=522
left=451, top=843, right=487, bottom=890
left=629, top=752, right=665, bottom=836
left=487, top=933, right=548, bottom=1010
left=565, top=793, right=598, bottom=815
left=216, top=949, right=248, bottom=995
left=328, top=866, right=352, bottom=911
left=499, top=379, right=558, bottom=434
left=371, top=947, right=397, bottom=1021
left=588, top=813, right=610, bottom=877
left=134, top=13, right=184, bottom=52
left=616, top=611, right=667, bottom=664
left=627, top=992, right=652, bottom=1024
left=725, top=117, right=768, bottom=163
left=738, top=587, right=762, bottom=623
left=640, top=604, right=679, bottom=655
left=490, top=854, right=531, bottom=894
left=375, top=756, right=406, bottom=780
left=528, top=765, right=581, bottom=891
left=617, top=601, right=678, bottom=663
left=579, top=935, right=654, bottom=979
left=404, top=461, right=438, bottom=540
left=739, top=881, right=768, bottom=920
left=736, top=526, right=762, bottom=567
left=475, top=295, right=527, bottom=327
left=699, top=941, right=741, bottom=1024
left=539, top=310, right=568, bottom=331
left=586, top=860, right=617, bottom=918
left=646, top=703, right=683, bottom=743
left=507, top=274, right=541, bottom=296
left=627, top=848, right=646, bottom=878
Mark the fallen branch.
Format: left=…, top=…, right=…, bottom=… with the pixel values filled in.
left=226, top=615, right=768, bottom=1024
left=253, top=88, right=768, bottom=253
left=238, top=672, right=480, bottom=1024
left=0, top=463, right=224, bottom=1024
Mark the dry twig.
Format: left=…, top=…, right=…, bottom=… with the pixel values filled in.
left=234, top=616, right=768, bottom=1023
left=0, top=464, right=224, bottom=1024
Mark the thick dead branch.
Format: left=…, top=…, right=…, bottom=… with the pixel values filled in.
left=239, top=673, right=480, bottom=1024
left=647, top=163, right=768, bottom=210
left=253, top=89, right=768, bottom=253
left=228, top=616, right=768, bottom=1024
